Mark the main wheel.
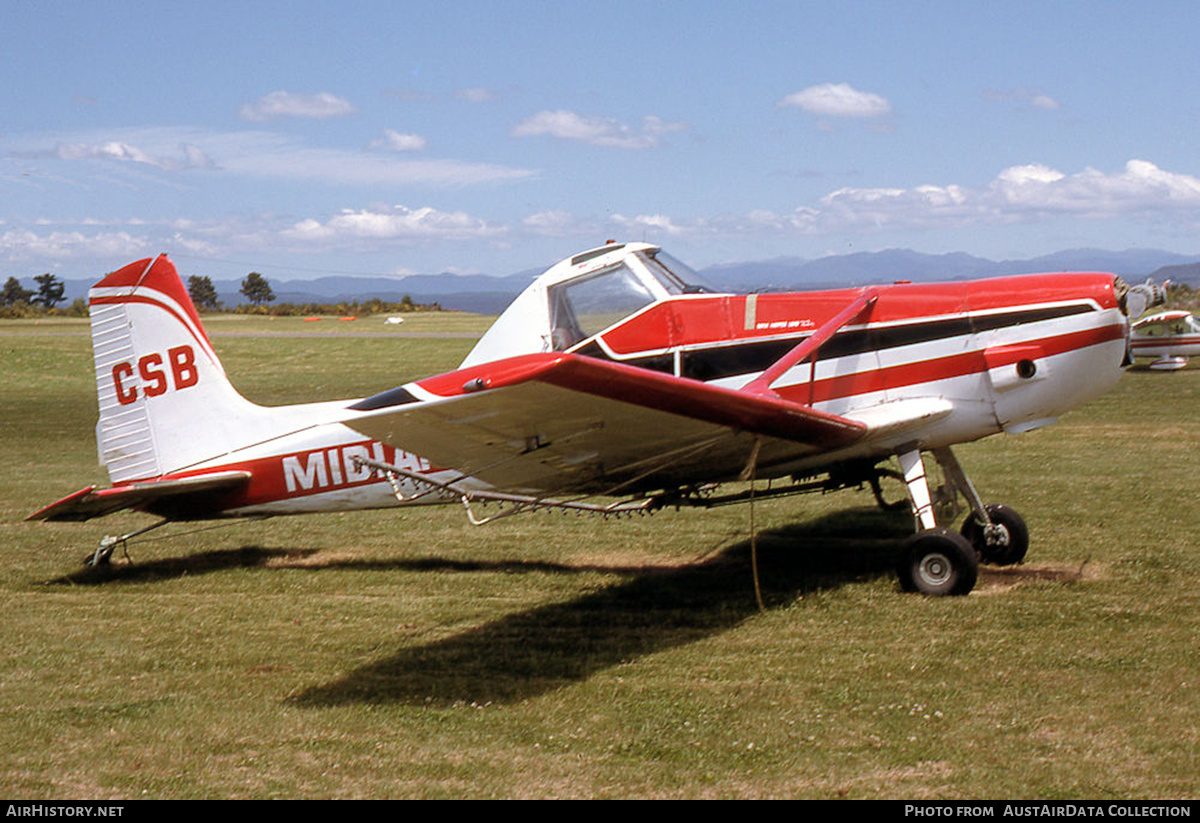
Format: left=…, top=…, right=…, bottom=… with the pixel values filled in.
left=961, top=504, right=1028, bottom=566
left=897, top=528, right=979, bottom=596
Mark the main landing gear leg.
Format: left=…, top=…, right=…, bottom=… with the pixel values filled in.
left=933, top=446, right=1029, bottom=566
left=895, top=448, right=978, bottom=596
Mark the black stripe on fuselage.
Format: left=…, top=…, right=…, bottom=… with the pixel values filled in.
left=574, top=303, right=1095, bottom=381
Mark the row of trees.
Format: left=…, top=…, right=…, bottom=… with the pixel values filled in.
left=1164, top=282, right=1200, bottom=311
left=187, top=272, right=274, bottom=310
left=3, top=270, right=440, bottom=318
left=2, top=271, right=275, bottom=312
left=2, top=274, right=67, bottom=308
left=187, top=272, right=438, bottom=315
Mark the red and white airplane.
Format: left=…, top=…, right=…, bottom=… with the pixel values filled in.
left=29, top=242, right=1161, bottom=595
left=1130, top=310, right=1200, bottom=370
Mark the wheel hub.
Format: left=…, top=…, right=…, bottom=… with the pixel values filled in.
left=983, top=522, right=1010, bottom=547
left=918, top=552, right=952, bottom=586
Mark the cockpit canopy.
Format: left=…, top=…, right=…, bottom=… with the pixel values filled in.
left=549, top=246, right=714, bottom=349
left=460, top=242, right=719, bottom=368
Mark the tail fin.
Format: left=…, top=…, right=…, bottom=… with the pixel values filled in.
left=89, top=255, right=264, bottom=482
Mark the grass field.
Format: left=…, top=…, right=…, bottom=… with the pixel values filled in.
left=1, top=316, right=1197, bottom=799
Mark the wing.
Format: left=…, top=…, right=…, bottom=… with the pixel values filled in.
left=347, top=353, right=867, bottom=496
left=27, top=470, right=251, bottom=522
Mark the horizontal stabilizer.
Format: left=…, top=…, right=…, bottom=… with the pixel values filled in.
left=27, top=471, right=251, bottom=522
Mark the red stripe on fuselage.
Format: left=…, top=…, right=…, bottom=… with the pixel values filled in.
left=128, top=439, right=436, bottom=517
left=1131, top=335, right=1200, bottom=348
left=776, top=322, right=1125, bottom=405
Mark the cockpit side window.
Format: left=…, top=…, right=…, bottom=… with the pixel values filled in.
left=548, top=263, right=657, bottom=348
left=549, top=286, right=582, bottom=350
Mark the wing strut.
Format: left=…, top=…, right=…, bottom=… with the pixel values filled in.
left=740, top=287, right=879, bottom=398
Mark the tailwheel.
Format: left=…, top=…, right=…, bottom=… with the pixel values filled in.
left=80, top=521, right=167, bottom=567
left=83, top=535, right=122, bottom=567
left=961, top=503, right=1028, bottom=566
left=897, top=528, right=979, bottom=596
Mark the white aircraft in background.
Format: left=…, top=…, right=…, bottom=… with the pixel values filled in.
left=29, top=243, right=1164, bottom=595
left=1130, top=310, right=1200, bottom=370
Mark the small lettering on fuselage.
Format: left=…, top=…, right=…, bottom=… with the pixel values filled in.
left=756, top=319, right=815, bottom=331
left=281, top=440, right=429, bottom=494
left=112, top=345, right=198, bottom=405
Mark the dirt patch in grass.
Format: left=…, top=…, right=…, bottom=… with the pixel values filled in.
left=264, top=551, right=363, bottom=569
left=976, top=561, right=1099, bottom=593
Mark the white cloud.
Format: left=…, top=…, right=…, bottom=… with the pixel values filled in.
left=994, top=163, right=1065, bottom=187
left=370, top=130, right=428, bottom=152
left=50, top=140, right=214, bottom=170
left=522, top=210, right=591, bottom=236
left=778, top=83, right=892, bottom=118
left=283, top=204, right=506, bottom=244
left=734, top=160, right=1200, bottom=236
left=984, top=87, right=1062, bottom=110
left=206, top=131, right=533, bottom=187
left=13, top=127, right=534, bottom=188
left=582, top=160, right=1200, bottom=246
left=525, top=210, right=701, bottom=239
left=609, top=213, right=690, bottom=236
left=0, top=229, right=149, bottom=261
left=223, top=145, right=532, bottom=187
left=641, top=115, right=691, bottom=135
left=239, top=91, right=358, bottom=121
left=512, top=110, right=683, bottom=149
left=524, top=209, right=705, bottom=239
left=454, top=87, right=499, bottom=103
left=574, top=152, right=1194, bottom=241
left=55, top=141, right=157, bottom=165
left=987, top=159, right=1200, bottom=217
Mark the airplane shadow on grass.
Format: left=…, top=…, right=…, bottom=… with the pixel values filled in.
left=46, top=545, right=326, bottom=585
left=291, top=507, right=912, bottom=708
left=46, top=507, right=1063, bottom=707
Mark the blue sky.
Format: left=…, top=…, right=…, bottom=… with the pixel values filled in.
left=4, top=0, right=1200, bottom=282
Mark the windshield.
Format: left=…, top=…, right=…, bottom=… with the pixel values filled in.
left=637, top=249, right=717, bottom=294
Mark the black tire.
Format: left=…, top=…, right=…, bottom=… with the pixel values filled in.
left=961, top=504, right=1028, bottom=566
left=897, top=528, right=979, bottom=596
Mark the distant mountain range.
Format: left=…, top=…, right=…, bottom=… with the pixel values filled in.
left=699, top=248, right=1200, bottom=293
left=42, top=247, right=1200, bottom=314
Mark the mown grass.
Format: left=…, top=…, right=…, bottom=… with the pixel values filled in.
left=1, top=319, right=1196, bottom=799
